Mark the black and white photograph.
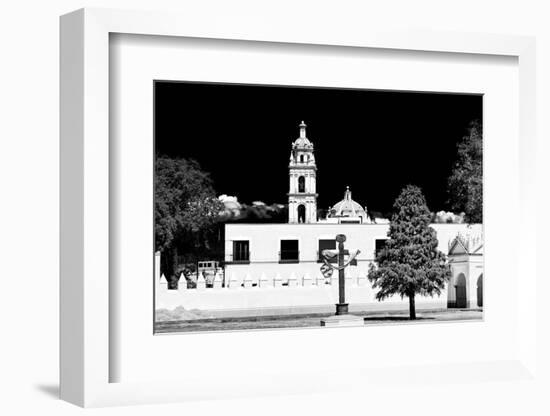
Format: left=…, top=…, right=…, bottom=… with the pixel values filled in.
left=153, top=81, right=483, bottom=333
left=5, top=1, right=547, bottom=413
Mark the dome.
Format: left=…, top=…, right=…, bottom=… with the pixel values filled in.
left=329, top=187, right=370, bottom=223
left=292, top=121, right=313, bottom=149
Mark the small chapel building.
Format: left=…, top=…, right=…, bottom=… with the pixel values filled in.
left=447, top=233, right=484, bottom=308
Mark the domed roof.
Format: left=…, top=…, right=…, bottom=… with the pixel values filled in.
left=331, top=187, right=368, bottom=218
left=292, top=121, right=313, bottom=149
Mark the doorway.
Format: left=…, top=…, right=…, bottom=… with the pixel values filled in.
left=455, top=273, right=467, bottom=308
left=477, top=274, right=483, bottom=307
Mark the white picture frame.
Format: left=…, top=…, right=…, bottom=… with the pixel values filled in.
left=60, top=8, right=537, bottom=407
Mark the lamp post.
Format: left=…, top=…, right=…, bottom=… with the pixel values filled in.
left=320, top=234, right=363, bottom=326
left=335, top=234, right=349, bottom=315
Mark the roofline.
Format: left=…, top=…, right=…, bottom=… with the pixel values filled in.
left=288, top=165, right=317, bottom=170
left=287, top=192, right=318, bottom=197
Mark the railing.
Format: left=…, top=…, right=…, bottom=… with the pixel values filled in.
left=227, top=251, right=251, bottom=263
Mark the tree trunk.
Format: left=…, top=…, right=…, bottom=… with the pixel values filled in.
left=408, top=294, right=416, bottom=320
left=163, top=246, right=179, bottom=289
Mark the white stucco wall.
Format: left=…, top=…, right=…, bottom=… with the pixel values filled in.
left=154, top=222, right=482, bottom=316
left=224, top=222, right=482, bottom=283
left=156, top=282, right=448, bottom=317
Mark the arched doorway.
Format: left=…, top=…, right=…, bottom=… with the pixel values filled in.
left=298, top=176, right=305, bottom=193
left=297, top=204, right=306, bottom=223
left=455, top=273, right=467, bottom=308
left=477, top=274, right=483, bottom=307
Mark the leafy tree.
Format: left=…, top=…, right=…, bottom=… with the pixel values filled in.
left=155, top=156, right=224, bottom=287
left=368, top=185, right=451, bottom=319
left=448, top=120, right=483, bottom=223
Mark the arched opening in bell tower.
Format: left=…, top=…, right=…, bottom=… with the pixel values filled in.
left=298, top=176, right=305, bottom=193
left=297, top=204, right=306, bottom=223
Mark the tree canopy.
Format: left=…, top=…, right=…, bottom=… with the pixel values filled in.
left=368, top=185, right=451, bottom=319
left=447, top=120, right=483, bottom=223
left=155, top=156, right=224, bottom=283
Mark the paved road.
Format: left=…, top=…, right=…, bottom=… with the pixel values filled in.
left=155, top=308, right=483, bottom=333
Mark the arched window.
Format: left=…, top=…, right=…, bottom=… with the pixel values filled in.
left=298, top=176, right=305, bottom=193
left=297, top=204, right=306, bottom=223
left=300, top=154, right=304, bottom=163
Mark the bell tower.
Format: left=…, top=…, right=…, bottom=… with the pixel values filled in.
left=288, top=121, right=318, bottom=223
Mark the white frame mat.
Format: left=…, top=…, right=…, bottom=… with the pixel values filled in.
left=60, top=8, right=537, bottom=407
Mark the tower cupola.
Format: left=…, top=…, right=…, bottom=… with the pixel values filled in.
left=288, top=121, right=318, bottom=223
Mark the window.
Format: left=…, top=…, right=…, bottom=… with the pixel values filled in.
left=280, top=239, right=299, bottom=262
left=233, top=240, right=250, bottom=262
left=298, top=176, right=305, bottom=192
left=300, top=154, right=304, bottom=163
left=375, top=239, right=387, bottom=258
left=318, top=239, right=336, bottom=263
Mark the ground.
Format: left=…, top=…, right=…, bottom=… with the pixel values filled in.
left=155, top=308, right=483, bottom=333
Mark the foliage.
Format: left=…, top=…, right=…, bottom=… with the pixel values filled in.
left=447, top=120, right=483, bottom=223
left=155, top=156, right=224, bottom=284
left=367, top=185, right=451, bottom=319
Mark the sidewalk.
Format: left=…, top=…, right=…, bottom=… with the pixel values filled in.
left=155, top=308, right=483, bottom=333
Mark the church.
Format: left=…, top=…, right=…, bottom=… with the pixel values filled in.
left=222, top=121, right=484, bottom=312
left=157, top=122, right=483, bottom=317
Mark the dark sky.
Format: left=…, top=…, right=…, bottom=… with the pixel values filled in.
left=155, top=81, right=482, bottom=217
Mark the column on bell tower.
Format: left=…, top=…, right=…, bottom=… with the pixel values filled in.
left=288, top=121, right=318, bottom=224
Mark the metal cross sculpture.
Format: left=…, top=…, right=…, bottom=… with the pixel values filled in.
left=320, top=234, right=360, bottom=315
